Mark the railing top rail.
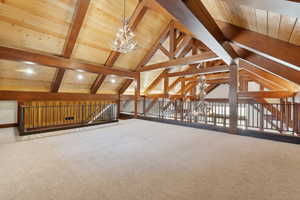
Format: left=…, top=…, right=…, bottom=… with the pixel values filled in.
left=21, top=103, right=117, bottom=109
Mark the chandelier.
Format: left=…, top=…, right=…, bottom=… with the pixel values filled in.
left=193, top=75, right=210, bottom=116
left=111, top=0, right=138, bottom=53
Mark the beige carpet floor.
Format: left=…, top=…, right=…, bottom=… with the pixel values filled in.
left=1, top=119, right=300, bottom=200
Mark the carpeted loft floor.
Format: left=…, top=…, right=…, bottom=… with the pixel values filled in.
left=1, top=119, right=300, bottom=200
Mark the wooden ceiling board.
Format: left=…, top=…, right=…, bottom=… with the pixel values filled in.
left=0, top=0, right=76, bottom=54
left=278, top=15, right=297, bottom=42
left=71, top=0, right=133, bottom=63
left=59, top=69, right=98, bottom=93
left=202, top=0, right=300, bottom=47
left=255, top=9, right=268, bottom=35
left=267, top=11, right=281, bottom=38
left=0, top=78, right=51, bottom=92
left=290, top=19, right=300, bottom=45
left=114, top=9, right=170, bottom=70
left=72, top=0, right=138, bottom=66
left=97, top=77, right=126, bottom=94
left=0, top=59, right=56, bottom=82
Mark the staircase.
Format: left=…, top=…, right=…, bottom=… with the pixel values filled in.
left=88, top=104, right=116, bottom=124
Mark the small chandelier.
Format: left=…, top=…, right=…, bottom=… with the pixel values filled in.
left=193, top=75, right=210, bottom=116
left=111, top=0, right=138, bottom=53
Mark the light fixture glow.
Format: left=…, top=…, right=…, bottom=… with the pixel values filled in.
left=193, top=74, right=211, bottom=117
left=23, top=61, right=35, bottom=65
left=77, top=74, right=84, bottom=80
left=110, top=78, right=116, bottom=84
left=24, top=68, right=35, bottom=75
left=76, top=69, right=85, bottom=73
left=111, top=0, right=138, bottom=53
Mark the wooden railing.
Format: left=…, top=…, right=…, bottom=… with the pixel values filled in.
left=19, top=102, right=118, bottom=135
left=121, top=98, right=300, bottom=137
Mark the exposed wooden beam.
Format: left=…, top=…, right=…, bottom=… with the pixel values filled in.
left=158, top=44, right=171, bottom=58
left=220, top=0, right=300, bottom=19
left=239, top=60, right=299, bottom=91
left=229, top=64, right=238, bottom=134
left=118, top=20, right=173, bottom=94
left=185, top=78, right=229, bottom=85
left=183, top=83, right=219, bottom=100
left=144, top=69, right=169, bottom=95
left=90, top=75, right=106, bottom=94
left=218, top=21, right=300, bottom=72
left=181, top=79, right=186, bottom=97
left=169, top=21, right=176, bottom=59
left=135, top=21, right=173, bottom=71
left=50, top=69, right=66, bottom=93
left=175, top=35, right=192, bottom=57
left=238, top=91, right=296, bottom=98
left=139, top=51, right=219, bottom=72
left=63, top=0, right=91, bottom=58
left=240, top=71, right=283, bottom=91
left=166, top=65, right=229, bottom=77
left=0, top=90, right=119, bottom=101
left=155, top=0, right=237, bottom=65
left=234, top=47, right=300, bottom=86
left=177, top=39, right=194, bottom=58
left=51, top=0, right=91, bottom=93
left=0, top=46, right=136, bottom=78
left=164, top=76, right=169, bottom=96
left=205, top=84, right=219, bottom=94
left=90, top=1, right=148, bottom=94
left=175, top=32, right=185, bottom=47
left=134, top=74, right=141, bottom=118
left=119, top=79, right=134, bottom=94
left=183, top=81, right=198, bottom=97
left=168, top=77, right=182, bottom=92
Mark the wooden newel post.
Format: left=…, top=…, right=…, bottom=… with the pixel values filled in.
left=134, top=73, right=141, bottom=118
left=229, top=64, right=238, bottom=134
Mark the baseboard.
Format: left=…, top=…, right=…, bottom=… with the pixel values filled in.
left=0, top=123, right=17, bottom=128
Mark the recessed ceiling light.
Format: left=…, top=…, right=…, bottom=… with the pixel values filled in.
left=24, top=68, right=35, bottom=75
left=23, top=61, right=35, bottom=65
left=77, top=74, right=84, bottom=80
left=110, top=78, right=116, bottom=83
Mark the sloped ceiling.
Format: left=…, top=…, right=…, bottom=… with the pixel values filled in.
left=202, top=0, right=300, bottom=46
left=0, top=0, right=299, bottom=95
left=0, top=0, right=172, bottom=94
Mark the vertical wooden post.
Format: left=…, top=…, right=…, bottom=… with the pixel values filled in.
left=229, top=64, right=238, bottom=134
left=181, top=79, right=185, bottom=98
left=260, top=104, right=264, bottom=131
left=292, top=97, right=296, bottom=134
left=134, top=73, right=140, bottom=118
left=239, top=77, right=248, bottom=92
left=117, top=94, right=121, bottom=119
left=164, top=76, right=169, bottom=97
left=169, top=21, right=176, bottom=59
left=180, top=99, right=184, bottom=121
left=280, top=98, right=285, bottom=131
left=175, top=100, right=178, bottom=121
left=143, top=96, right=146, bottom=116
left=260, top=84, right=264, bottom=91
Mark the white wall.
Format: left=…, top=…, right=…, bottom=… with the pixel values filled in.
left=206, top=84, right=229, bottom=99
left=0, top=101, right=18, bottom=125
left=248, top=81, right=260, bottom=91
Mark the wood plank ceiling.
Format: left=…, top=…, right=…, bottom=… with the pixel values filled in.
left=201, top=0, right=300, bottom=46
left=0, top=0, right=299, bottom=96
left=0, top=0, right=172, bottom=94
